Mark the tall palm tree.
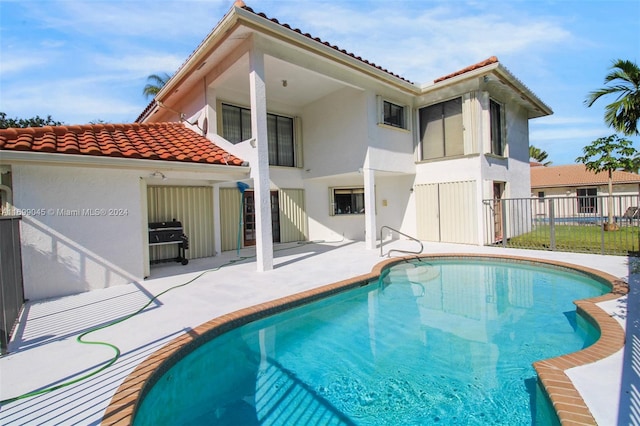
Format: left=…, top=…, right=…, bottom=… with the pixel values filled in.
left=585, top=59, right=640, bottom=136
left=143, top=73, right=171, bottom=99
left=529, top=145, right=551, bottom=165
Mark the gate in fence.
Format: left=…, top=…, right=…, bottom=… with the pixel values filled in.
left=0, top=216, right=24, bottom=354
left=483, top=194, right=640, bottom=255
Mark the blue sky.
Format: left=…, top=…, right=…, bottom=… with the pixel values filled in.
left=1, top=0, right=638, bottom=165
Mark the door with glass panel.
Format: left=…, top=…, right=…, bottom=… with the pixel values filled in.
left=243, top=191, right=280, bottom=246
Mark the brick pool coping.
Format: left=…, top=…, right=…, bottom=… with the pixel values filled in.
left=102, top=254, right=628, bottom=425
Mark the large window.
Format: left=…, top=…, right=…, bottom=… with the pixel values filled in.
left=222, top=104, right=252, bottom=144
left=331, top=188, right=365, bottom=215
left=490, top=99, right=504, bottom=156
left=221, top=103, right=295, bottom=167
left=383, top=100, right=405, bottom=129
left=577, top=188, right=598, bottom=213
left=267, top=114, right=294, bottom=167
left=419, top=98, right=463, bottom=160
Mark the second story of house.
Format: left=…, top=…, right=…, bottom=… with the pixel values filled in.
left=138, top=1, right=552, bottom=191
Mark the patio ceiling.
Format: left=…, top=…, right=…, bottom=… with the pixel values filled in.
left=213, top=53, right=349, bottom=108
left=157, top=22, right=359, bottom=114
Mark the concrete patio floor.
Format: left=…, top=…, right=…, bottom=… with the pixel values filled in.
left=0, top=240, right=637, bottom=425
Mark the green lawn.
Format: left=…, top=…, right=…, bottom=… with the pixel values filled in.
left=506, top=224, right=640, bottom=255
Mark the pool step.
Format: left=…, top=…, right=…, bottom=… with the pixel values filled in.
left=384, top=264, right=440, bottom=284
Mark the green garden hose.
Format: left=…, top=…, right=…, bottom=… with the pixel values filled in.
left=0, top=254, right=252, bottom=405
left=0, top=239, right=340, bottom=406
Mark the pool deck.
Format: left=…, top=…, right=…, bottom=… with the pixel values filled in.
left=0, top=240, right=637, bottom=425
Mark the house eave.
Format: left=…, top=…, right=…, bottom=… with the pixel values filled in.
left=421, top=62, right=553, bottom=118
left=232, top=8, right=419, bottom=94
left=0, top=150, right=251, bottom=177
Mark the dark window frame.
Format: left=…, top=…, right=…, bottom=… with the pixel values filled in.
left=331, top=188, right=365, bottom=216
left=419, top=97, right=464, bottom=160
left=576, top=187, right=598, bottom=214
left=221, top=103, right=295, bottom=167
left=490, top=99, right=504, bottom=156
left=383, top=100, right=405, bottom=129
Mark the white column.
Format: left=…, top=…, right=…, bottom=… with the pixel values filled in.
left=364, top=165, right=376, bottom=250
left=249, top=44, right=274, bottom=271
left=205, top=87, right=217, bottom=138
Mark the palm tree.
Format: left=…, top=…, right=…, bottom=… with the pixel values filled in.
left=529, top=145, right=551, bottom=165
left=143, top=73, right=171, bottom=99
left=585, top=59, right=640, bottom=136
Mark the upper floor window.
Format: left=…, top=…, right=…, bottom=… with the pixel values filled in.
left=221, top=103, right=295, bottom=167
left=490, top=99, right=504, bottom=156
left=383, top=100, right=405, bottom=129
left=419, top=97, right=463, bottom=160
left=222, top=104, right=252, bottom=144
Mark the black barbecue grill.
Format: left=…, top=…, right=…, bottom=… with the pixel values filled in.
left=148, top=219, right=189, bottom=265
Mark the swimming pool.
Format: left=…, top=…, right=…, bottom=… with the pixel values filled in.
left=121, top=256, right=617, bottom=425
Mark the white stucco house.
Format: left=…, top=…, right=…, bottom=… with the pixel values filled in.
left=0, top=1, right=551, bottom=301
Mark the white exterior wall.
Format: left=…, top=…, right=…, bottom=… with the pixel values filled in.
left=482, top=102, right=531, bottom=200
left=376, top=174, right=417, bottom=238
left=302, top=88, right=368, bottom=178
left=12, top=164, right=146, bottom=300
left=301, top=88, right=368, bottom=242
left=305, top=177, right=365, bottom=241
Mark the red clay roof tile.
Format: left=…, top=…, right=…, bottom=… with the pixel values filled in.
left=0, top=122, right=245, bottom=166
left=434, top=56, right=499, bottom=83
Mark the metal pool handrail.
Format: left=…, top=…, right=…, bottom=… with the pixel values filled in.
left=379, top=225, right=423, bottom=257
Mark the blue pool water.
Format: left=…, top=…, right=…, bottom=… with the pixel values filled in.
left=134, top=258, right=607, bottom=425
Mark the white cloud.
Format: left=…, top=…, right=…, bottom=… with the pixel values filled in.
left=281, top=2, right=573, bottom=82
left=3, top=75, right=146, bottom=124
left=0, top=56, right=47, bottom=75
left=33, top=0, right=229, bottom=40
left=530, top=127, right=609, bottom=142
left=533, top=116, right=595, bottom=126
left=93, top=53, right=186, bottom=77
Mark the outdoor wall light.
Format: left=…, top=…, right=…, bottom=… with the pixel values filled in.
left=151, top=171, right=167, bottom=181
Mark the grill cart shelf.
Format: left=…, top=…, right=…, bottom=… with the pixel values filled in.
left=148, top=220, right=189, bottom=265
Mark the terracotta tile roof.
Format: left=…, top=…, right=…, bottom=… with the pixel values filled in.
left=531, top=164, right=640, bottom=188
left=0, top=122, right=246, bottom=166
left=434, top=56, right=499, bottom=83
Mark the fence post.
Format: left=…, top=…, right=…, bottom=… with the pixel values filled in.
left=501, top=198, right=507, bottom=247
left=549, top=199, right=556, bottom=251
left=601, top=220, right=605, bottom=255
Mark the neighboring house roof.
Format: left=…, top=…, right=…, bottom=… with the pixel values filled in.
left=531, top=164, right=640, bottom=188
left=0, top=122, right=245, bottom=166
